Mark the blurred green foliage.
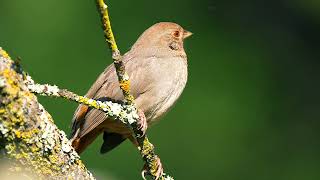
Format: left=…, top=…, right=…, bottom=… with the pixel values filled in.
left=1, top=0, right=320, bottom=179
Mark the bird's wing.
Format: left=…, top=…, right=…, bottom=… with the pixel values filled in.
left=70, top=55, right=153, bottom=139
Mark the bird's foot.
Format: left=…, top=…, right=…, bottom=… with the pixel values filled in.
left=137, top=109, right=148, bottom=136
left=141, top=156, right=163, bottom=180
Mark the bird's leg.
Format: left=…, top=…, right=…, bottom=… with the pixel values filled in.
left=141, top=156, right=163, bottom=180
left=137, top=109, right=148, bottom=136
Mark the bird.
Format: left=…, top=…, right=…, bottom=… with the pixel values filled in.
left=70, top=22, right=191, bottom=172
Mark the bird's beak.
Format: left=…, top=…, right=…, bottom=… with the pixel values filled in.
left=183, top=30, right=193, bottom=39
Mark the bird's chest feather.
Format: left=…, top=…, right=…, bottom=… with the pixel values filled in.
left=144, top=56, right=188, bottom=123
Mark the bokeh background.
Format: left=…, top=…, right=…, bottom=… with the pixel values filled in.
left=1, top=0, right=320, bottom=179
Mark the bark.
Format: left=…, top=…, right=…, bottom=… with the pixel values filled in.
left=0, top=48, right=94, bottom=179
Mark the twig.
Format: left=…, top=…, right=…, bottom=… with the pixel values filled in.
left=96, top=1, right=173, bottom=179
left=25, top=76, right=139, bottom=126
left=96, top=0, right=134, bottom=104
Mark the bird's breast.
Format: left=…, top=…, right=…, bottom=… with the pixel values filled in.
left=143, top=56, right=188, bottom=124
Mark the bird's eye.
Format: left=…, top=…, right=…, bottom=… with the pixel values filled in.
left=173, top=30, right=180, bottom=38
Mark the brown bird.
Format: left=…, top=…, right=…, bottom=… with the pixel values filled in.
left=70, top=22, right=191, bottom=159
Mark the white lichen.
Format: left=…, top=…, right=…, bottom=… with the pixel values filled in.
left=107, top=101, right=122, bottom=116
left=123, top=105, right=139, bottom=125
left=122, top=73, right=130, bottom=81
left=37, top=104, right=56, bottom=151
left=0, top=123, right=9, bottom=136
left=26, top=76, right=60, bottom=96
left=41, top=123, right=56, bottom=151
left=163, top=174, right=175, bottom=180
left=45, top=84, right=60, bottom=96
left=25, top=75, right=35, bottom=85
left=60, top=132, right=72, bottom=153
left=0, top=76, right=6, bottom=87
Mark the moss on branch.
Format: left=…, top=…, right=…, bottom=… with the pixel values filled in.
left=0, top=48, right=94, bottom=179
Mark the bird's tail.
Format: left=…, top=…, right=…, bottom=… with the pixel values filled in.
left=70, top=129, right=101, bottom=154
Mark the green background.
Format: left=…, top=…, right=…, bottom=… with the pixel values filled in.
left=1, top=0, right=320, bottom=179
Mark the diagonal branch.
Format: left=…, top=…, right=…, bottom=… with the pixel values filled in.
left=96, top=0, right=134, bottom=104
left=0, top=48, right=94, bottom=179
left=95, top=1, right=173, bottom=179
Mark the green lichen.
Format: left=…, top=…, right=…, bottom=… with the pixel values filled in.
left=0, top=50, right=94, bottom=179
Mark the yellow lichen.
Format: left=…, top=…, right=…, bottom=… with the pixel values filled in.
left=1, top=50, right=93, bottom=179
left=48, top=155, right=58, bottom=164
left=119, top=80, right=130, bottom=92
left=30, top=145, right=40, bottom=153
left=14, top=128, right=38, bottom=140
left=0, top=108, right=5, bottom=114
left=0, top=48, right=10, bottom=59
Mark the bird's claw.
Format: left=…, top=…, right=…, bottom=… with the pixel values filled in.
left=137, top=109, right=148, bottom=136
left=141, top=156, right=163, bottom=180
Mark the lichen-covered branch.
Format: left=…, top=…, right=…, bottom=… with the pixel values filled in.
left=96, top=0, right=134, bottom=104
left=26, top=77, right=139, bottom=126
left=95, top=1, right=173, bottom=179
left=0, top=48, right=94, bottom=179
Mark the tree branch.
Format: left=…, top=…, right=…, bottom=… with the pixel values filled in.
left=0, top=48, right=94, bottom=179
left=95, top=1, right=173, bottom=179
left=96, top=0, right=134, bottom=103
left=26, top=77, right=139, bottom=126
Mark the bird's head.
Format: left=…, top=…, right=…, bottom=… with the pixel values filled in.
left=131, top=22, right=192, bottom=57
